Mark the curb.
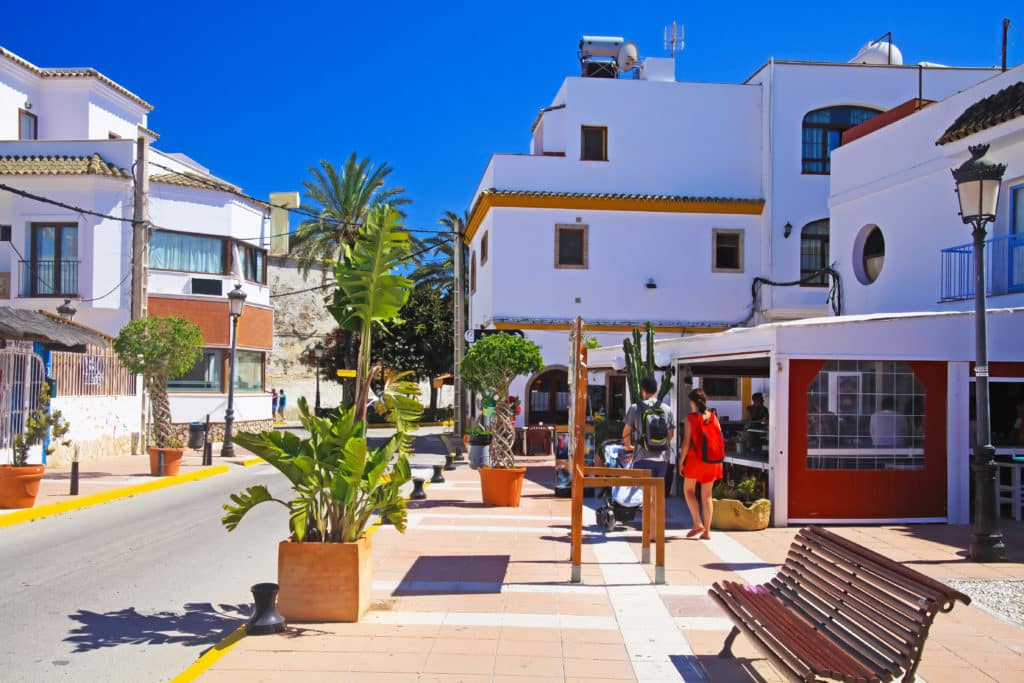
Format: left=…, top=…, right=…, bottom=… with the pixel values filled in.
left=169, top=625, right=247, bottom=683
left=0, top=465, right=231, bottom=529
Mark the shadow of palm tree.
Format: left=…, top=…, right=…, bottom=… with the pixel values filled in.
left=64, top=602, right=251, bottom=653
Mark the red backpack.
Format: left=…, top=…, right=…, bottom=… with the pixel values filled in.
left=695, top=413, right=725, bottom=464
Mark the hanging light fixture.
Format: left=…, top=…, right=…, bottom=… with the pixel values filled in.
left=57, top=299, right=76, bottom=322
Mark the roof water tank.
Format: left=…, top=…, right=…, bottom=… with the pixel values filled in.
left=850, top=40, right=903, bottom=65
left=580, top=36, right=625, bottom=59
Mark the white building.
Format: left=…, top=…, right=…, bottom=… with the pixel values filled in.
left=0, top=46, right=279, bottom=461
left=465, top=35, right=998, bottom=427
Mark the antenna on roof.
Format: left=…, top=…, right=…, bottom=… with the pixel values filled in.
left=664, top=21, right=684, bottom=58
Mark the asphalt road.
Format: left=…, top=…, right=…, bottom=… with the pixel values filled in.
left=1, top=464, right=290, bottom=683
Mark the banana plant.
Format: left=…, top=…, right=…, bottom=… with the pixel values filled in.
left=222, top=397, right=412, bottom=543
left=370, top=367, right=424, bottom=459
left=328, top=204, right=414, bottom=423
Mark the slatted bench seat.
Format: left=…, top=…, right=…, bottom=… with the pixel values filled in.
left=708, top=526, right=971, bottom=683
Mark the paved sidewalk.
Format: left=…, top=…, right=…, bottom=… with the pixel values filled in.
left=202, top=458, right=1024, bottom=682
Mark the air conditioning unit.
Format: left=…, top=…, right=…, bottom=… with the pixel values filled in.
left=191, top=278, right=223, bottom=296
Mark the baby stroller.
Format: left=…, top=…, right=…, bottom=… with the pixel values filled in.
left=595, top=440, right=644, bottom=532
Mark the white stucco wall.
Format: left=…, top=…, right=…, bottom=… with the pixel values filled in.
left=49, top=393, right=143, bottom=465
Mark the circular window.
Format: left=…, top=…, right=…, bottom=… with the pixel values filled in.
left=853, top=224, right=885, bottom=284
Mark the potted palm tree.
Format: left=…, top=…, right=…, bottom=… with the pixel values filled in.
left=461, top=333, right=544, bottom=507
left=113, top=316, right=204, bottom=476
left=223, top=202, right=418, bottom=623
left=0, top=382, right=70, bottom=509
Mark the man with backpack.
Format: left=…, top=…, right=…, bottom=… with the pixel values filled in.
left=622, top=376, right=675, bottom=480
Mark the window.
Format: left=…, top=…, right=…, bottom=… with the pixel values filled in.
left=555, top=224, right=588, bottom=268
left=150, top=230, right=226, bottom=274
left=470, top=251, right=477, bottom=294
left=238, top=243, right=266, bottom=284
left=807, top=360, right=925, bottom=470
left=800, top=219, right=830, bottom=286
left=108, top=132, right=122, bottom=140
left=712, top=229, right=743, bottom=273
left=26, top=223, right=77, bottom=296
left=18, top=109, right=37, bottom=140
left=853, top=224, right=885, bottom=285
left=801, top=106, right=880, bottom=174
left=1012, top=185, right=1024, bottom=235
left=480, top=232, right=488, bottom=266
left=581, top=126, right=608, bottom=161
left=169, top=350, right=223, bottom=392
left=701, top=376, right=740, bottom=400
left=0, top=225, right=10, bottom=242
left=234, top=351, right=264, bottom=391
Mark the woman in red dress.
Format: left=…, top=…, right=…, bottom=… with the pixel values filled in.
left=680, top=388, right=723, bottom=540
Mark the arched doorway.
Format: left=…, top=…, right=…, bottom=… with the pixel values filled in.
left=527, top=367, right=569, bottom=426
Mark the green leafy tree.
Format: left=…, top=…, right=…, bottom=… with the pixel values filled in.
left=10, top=382, right=71, bottom=467
left=328, top=204, right=414, bottom=423
left=460, top=333, right=544, bottom=467
left=113, top=316, right=204, bottom=448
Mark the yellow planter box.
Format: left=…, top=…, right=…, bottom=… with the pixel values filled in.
left=711, top=498, right=771, bottom=531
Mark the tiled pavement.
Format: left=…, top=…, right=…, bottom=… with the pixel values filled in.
left=202, top=456, right=1024, bottom=682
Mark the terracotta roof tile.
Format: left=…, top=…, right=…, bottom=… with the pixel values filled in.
left=936, top=80, right=1024, bottom=145
left=480, top=188, right=764, bottom=205
left=0, top=153, right=130, bottom=178
left=150, top=171, right=240, bottom=193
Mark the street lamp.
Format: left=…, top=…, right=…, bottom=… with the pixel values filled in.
left=57, top=299, right=76, bottom=322
left=952, top=143, right=1007, bottom=562
left=313, top=342, right=325, bottom=416
left=221, top=283, right=247, bottom=458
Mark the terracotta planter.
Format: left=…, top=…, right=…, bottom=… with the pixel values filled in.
left=479, top=467, right=527, bottom=507
left=0, top=464, right=46, bottom=509
left=147, top=446, right=184, bottom=476
left=711, top=498, right=771, bottom=531
left=277, top=536, right=372, bottom=622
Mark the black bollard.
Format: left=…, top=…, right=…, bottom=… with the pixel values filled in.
left=69, top=460, right=79, bottom=496
left=247, top=583, right=286, bottom=635
left=444, top=454, right=456, bottom=471
left=431, top=465, right=445, bottom=484
left=410, top=477, right=427, bottom=500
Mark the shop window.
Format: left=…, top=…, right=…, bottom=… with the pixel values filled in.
left=150, top=230, right=226, bottom=275
left=712, top=229, right=743, bottom=273
left=233, top=351, right=265, bottom=391
left=968, top=380, right=1024, bottom=447
left=806, top=360, right=925, bottom=470
left=581, top=126, right=608, bottom=161
left=800, top=219, right=830, bottom=286
left=802, top=105, right=880, bottom=174
left=555, top=225, right=588, bottom=269
left=169, top=350, right=223, bottom=391
left=701, top=376, right=740, bottom=400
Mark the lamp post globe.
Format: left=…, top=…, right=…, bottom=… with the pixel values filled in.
left=313, top=342, right=325, bottom=416
left=57, top=299, right=76, bottom=322
left=952, top=144, right=1007, bottom=563
left=221, top=284, right=247, bottom=458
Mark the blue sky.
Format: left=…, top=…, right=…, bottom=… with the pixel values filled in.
left=4, top=1, right=1019, bottom=234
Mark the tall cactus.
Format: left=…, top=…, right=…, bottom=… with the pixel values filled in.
left=623, top=322, right=674, bottom=404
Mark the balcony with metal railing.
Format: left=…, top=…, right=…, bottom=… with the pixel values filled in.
left=18, top=260, right=79, bottom=298
left=939, top=233, right=1024, bottom=302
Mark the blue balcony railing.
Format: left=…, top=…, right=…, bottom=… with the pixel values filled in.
left=940, top=233, right=1024, bottom=302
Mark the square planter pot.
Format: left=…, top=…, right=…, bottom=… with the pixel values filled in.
left=277, top=536, right=372, bottom=622
left=479, top=467, right=526, bottom=507
left=147, top=447, right=184, bottom=477
left=0, top=464, right=46, bottom=509
left=710, top=498, right=771, bottom=531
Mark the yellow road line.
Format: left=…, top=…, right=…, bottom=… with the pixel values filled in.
left=239, top=457, right=263, bottom=467
left=168, top=625, right=247, bottom=683
left=0, top=465, right=230, bottom=529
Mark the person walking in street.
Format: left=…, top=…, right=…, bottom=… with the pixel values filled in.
left=271, top=389, right=279, bottom=422
left=622, top=376, right=675, bottom=479
left=277, top=389, right=287, bottom=422
left=681, top=387, right=724, bottom=540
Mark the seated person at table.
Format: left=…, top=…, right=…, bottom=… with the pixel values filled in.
left=746, top=393, right=769, bottom=423
left=869, top=397, right=909, bottom=448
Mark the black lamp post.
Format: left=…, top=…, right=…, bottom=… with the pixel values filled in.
left=57, top=299, right=76, bottom=322
left=952, top=143, right=1006, bottom=562
left=221, top=283, right=247, bottom=458
left=313, top=342, right=325, bottom=416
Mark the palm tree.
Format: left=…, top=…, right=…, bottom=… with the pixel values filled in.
left=290, top=153, right=411, bottom=281
left=411, top=210, right=467, bottom=293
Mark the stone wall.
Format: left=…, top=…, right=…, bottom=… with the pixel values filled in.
left=167, top=419, right=274, bottom=445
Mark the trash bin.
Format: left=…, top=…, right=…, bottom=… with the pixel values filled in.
left=187, top=422, right=206, bottom=450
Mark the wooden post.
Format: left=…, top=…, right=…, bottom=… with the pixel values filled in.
left=655, top=477, right=666, bottom=584
left=569, top=317, right=587, bottom=582
left=641, top=485, right=652, bottom=564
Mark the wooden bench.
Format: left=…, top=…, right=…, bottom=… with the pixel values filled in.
left=709, top=526, right=971, bottom=682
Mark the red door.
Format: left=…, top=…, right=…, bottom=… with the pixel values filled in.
left=788, top=360, right=948, bottom=520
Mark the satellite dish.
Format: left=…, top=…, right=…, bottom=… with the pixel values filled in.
left=617, top=41, right=639, bottom=71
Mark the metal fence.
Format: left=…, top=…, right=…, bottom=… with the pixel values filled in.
left=940, top=233, right=1024, bottom=301
left=51, top=346, right=137, bottom=397
left=0, top=346, right=45, bottom=458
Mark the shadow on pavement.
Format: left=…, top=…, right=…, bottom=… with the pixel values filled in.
left=64, top=602, right=250, bottom=652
